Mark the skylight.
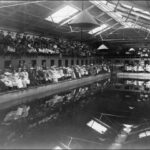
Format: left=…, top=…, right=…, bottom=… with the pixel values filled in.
left=60, top=13, right=78, bottom=26
left=45, top=5, right=79, bottom=23
left=87, top=119, right=107, bottom=134
left=91, top=1, right=150, bottom=32
left=89, top=24, right=108, bottom=34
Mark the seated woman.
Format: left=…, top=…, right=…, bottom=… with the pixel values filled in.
left=17, top=68, right=25, bottom=88
left=21, top=68, right=30, bottom=88
left=57, top=67, right=65, bottom=81
left=126, top=64, right=132, bottom=72
left=43, top=69, right=51, bottom=83
left=49, top=66, right=60, bottom=83
left=1, top=72, right=14, bottom=89
left=66, top=67, right=72, bottom=79
left=137, top=64, right=144, bottom=73
left=132, top=64, right=138, bottom=72
left=71, top=68, right=76, bottom=79
left=145, top=80, right=150, bottom=89
left=145, top=64, right=150, bottom=73
left=11, top=69, right=19, bottom=89
left=74, top=66, right=82, bottom=78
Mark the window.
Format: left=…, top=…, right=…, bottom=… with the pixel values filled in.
left=42, top=60, right=46, bottom=69
left=76, top=60, right=79, bottom=65
left=115, top=60, right=120, bottom=63
left=145, top=60, right=149, bottom=65
left=125, top=60, right=129, bottom=64
left=87, top=119, right=108, bottom=134
left=96, top=59, right=99, bottom=64
left=4, top=60, right=11, bottom=68
left=31, top=60, right=37, bottom=68
left=65, top=59, right=68, bottom=67
left=89, top=60, right=92, bottom=64
left=86, top=60, right=88, bottom=65
left=135, top=60, right=139, bottom=64
left=71, top=59, right=74, bottom=66
left=51, top=59, right=55, bottom=66
left=45, top=5, right=79, bottom=23
left=81, top=60, right=84, bottom=65
left=18, top=60, right=25, bottom=68
left=58, top=59, right=62, bottom=67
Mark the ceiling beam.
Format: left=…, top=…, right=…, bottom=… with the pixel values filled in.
left=0, top=1, right=41, bottom=9
left=96, top=12, right=105, bottom=18
left=0, top=5, right=22, bottom=23
left=103, top=39, right=150, bottom=42
left=114, top=0, right=120, bottom=12
left=35, top=2, right=53, bottom=11
left=103, top=18, right=113, bottom=24
left=125, top=6, right=133, bottom=22
left=96, top=22, right=120, bottom=36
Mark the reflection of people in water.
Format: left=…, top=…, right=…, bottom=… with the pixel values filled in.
left=3, top=105, right=30, bottom=123
left=137, top=93, right=149, bottom=102
left=45, top=94, right=64, bottom=107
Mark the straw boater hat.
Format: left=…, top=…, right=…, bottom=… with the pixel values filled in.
left=4, top=72, right=12, bottom=76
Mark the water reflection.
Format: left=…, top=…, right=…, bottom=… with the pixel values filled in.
left=1, top=77, right=150, bottom=149
left=110, top=78, right=150, bottom=92
left=0, top=79, right=110, bottom=149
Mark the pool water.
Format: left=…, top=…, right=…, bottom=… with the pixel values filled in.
left=0, top=77, right=150, bottom=149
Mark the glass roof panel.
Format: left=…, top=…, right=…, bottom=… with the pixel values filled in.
left=89, top=24, right=108, bottom=34
left=87, top=120, right=108, bottom=134
left=45, top=5, right=79, bottom=23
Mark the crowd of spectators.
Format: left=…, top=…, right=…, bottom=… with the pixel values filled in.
left=125, top=79, right=150, bottom=90
left=123, top=62, right=150, bottom=73
left=124, top=48, right=150, bottom=58
left=0, top=30, right=96, bottom=57
left=0, top=63, right=110, bottom=92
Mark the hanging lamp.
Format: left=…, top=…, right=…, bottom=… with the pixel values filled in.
left=97, top=44, right=108, bottom=50
left=129, top=48, right=135, bottom=51
left=68, top=0, right=99, bottom=29
left=68, top=10, right=99, bottom=29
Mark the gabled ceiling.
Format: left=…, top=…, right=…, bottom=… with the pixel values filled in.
left=0, top=0, right=150, bottom=49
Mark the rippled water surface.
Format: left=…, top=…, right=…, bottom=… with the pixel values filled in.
left=0, top=77, right=150, bottom=149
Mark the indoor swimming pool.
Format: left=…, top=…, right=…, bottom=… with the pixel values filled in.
left=0, top=78, right=150, bottom=149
